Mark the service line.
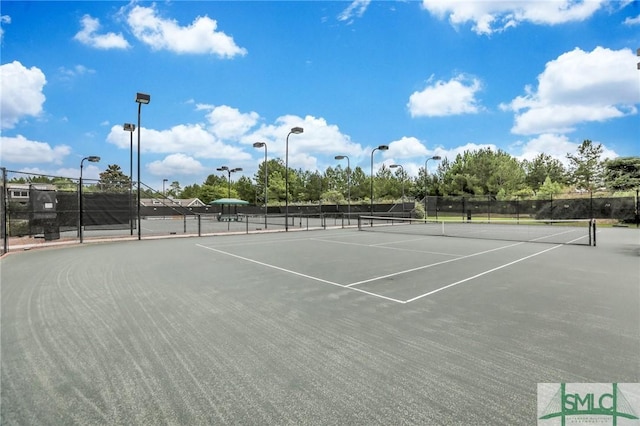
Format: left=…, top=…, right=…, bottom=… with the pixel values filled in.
left=195, top=244, right=407, bottom=304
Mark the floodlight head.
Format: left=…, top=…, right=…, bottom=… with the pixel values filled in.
left=378, top=145, right=389, bottom=151
left=335, top=155, right=346, bottom=160
left=389, top=164, right=400, bottom=169
left=231, top=168, right=243, bottom=173
left=88, top=156, right=100, bottom=163
left=432, top=155, right=442, bottom=160
left=217, top=166, right=229, bottom=172
left=135, top=92, right=151, bottom=104
left=253, top=142, right=266, bottom=148
left=290, top=127, right=304, bottom=134
left=123, top=123, right=135, bottom=132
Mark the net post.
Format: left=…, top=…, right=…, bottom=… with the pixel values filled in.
left=197, top=214, right=201, bottom=237
left=592, top=219, right=596, bottom=247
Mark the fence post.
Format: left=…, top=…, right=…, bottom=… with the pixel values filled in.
left=462, top=197, right=466, bottom=222
left=1, top=167, right=7, bottom=255
left=635, top=189, right=640, bottom=228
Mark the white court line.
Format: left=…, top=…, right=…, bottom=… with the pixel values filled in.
left=404, top=244, right=563, bottom=303
left=309, top=237, right=461, bottom=257
left=345, top=241, right=525, bottom=287
left=195, top=244, right=407, bottom=304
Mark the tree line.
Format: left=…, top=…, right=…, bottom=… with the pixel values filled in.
left=8, top=140, right=640, bottom=205
left=179, top=140, right=640, bottom=204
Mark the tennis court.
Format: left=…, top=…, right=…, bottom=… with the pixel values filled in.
left=1, top=225, right=638, bottom=424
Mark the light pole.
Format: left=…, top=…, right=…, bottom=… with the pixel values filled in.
left=123, top=123, right=135, bottom=235
left=334, top=155, right=350, bottom=224
left=424, top=155, right=441, bottom=219
left=217, top=166, right=243, bottom=198
left=163, top=178, right=168, bottom=196
left=253, top=142, right=268, bottom=229
left=370, top=145, right=389, bottom=215
left=79, top=156, right=100, bottom=243
left=285, top=127, right=304, bottom=231
left=389, top=164, right=405, bottom=212
left=217, top=166, right=242, bottom=217
left=135, top=92, right=150, bottom=240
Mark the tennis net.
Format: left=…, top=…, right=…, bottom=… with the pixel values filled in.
left=357, top=216, right=596, bottom=246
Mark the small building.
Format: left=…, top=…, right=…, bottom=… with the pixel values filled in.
left=6, top=183, right=57, bottom=204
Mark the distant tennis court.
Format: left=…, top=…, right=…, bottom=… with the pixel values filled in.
left=1, top=225, right=638, bottom=424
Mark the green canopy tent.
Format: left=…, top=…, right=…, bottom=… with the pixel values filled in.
left=209, top=198, right=250, bottom=206
left=209, top=198, right=250, bottom=221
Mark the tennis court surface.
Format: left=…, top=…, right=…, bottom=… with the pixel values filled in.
left=1, top=226, right=638, bottom=424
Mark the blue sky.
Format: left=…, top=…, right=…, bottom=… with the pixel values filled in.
left=1, top=0, right=639, bottom=191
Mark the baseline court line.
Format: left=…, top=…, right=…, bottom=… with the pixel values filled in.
left=404, top=244, right=562, bottom=303
left=195, top=244, right=407, bottom=304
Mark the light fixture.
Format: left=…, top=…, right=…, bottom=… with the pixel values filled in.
left=370, top=145, right=389, bottom=215
left=285, top=127, right=304, bottom=231
left=424, top=155, right=442, bottom=219
left=79, top=155, right=101, bottom=243
left=135, top=92, right=150, bottom=104
left=124, top=123, right=136, bottom=236
left=135, top=92, right=150, bottom=240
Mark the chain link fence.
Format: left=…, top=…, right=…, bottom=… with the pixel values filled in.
left=2, top=168, right=638, bottom=254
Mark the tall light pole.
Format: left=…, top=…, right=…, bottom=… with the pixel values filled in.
left=285, top=127, right=304, bottom=231
left=334, top=155, right=350, bottom=224
left=135, top=92, right=150, bottom=240
left=79, top=156, right=100, bottom=243
left=253, top=142, right=268, bottom=229
left=162, top=178, right=168, bottom=196
left=424, top=155, right=441, bottom=219
left=389, top=164, right=405, bottom=212
left=370, top=145, right=389, bottom=214
left=217, top=166, right=243, bottom=198
left=123, top=123, right=135, bottom=235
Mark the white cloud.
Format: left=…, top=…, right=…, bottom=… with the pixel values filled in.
left=338, top=0, right=371, bottom=23
left=246, top=115, right=363, bottom=168
left=421, top=0, right=608, bottom=35
left=126, top=5, right=247, bottom=57
left=0, top=135, right=71, bottom=164
left=0, top=15, right=10, bottom=42
left=512, top=133, right=618, bottom=166
left=204, top=105, right=260, bottom=140
left=104, top=108, right=364, bottom=179
left=387, top=136, right=429, bottom=158
left=502, top=47, right=639, bottom=135
left=0, top=61, right=46, bottom=129
left=623, top=14, right=640, bottom=25
left=58, top=64, right=95, bottom=81
left=74, top=15, right=130, bottom=49
left=408, top=74, right=483, bottom=117
left=147, top=153, right=206, bottom=176
left=106, top=123, right=250, bottom=160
